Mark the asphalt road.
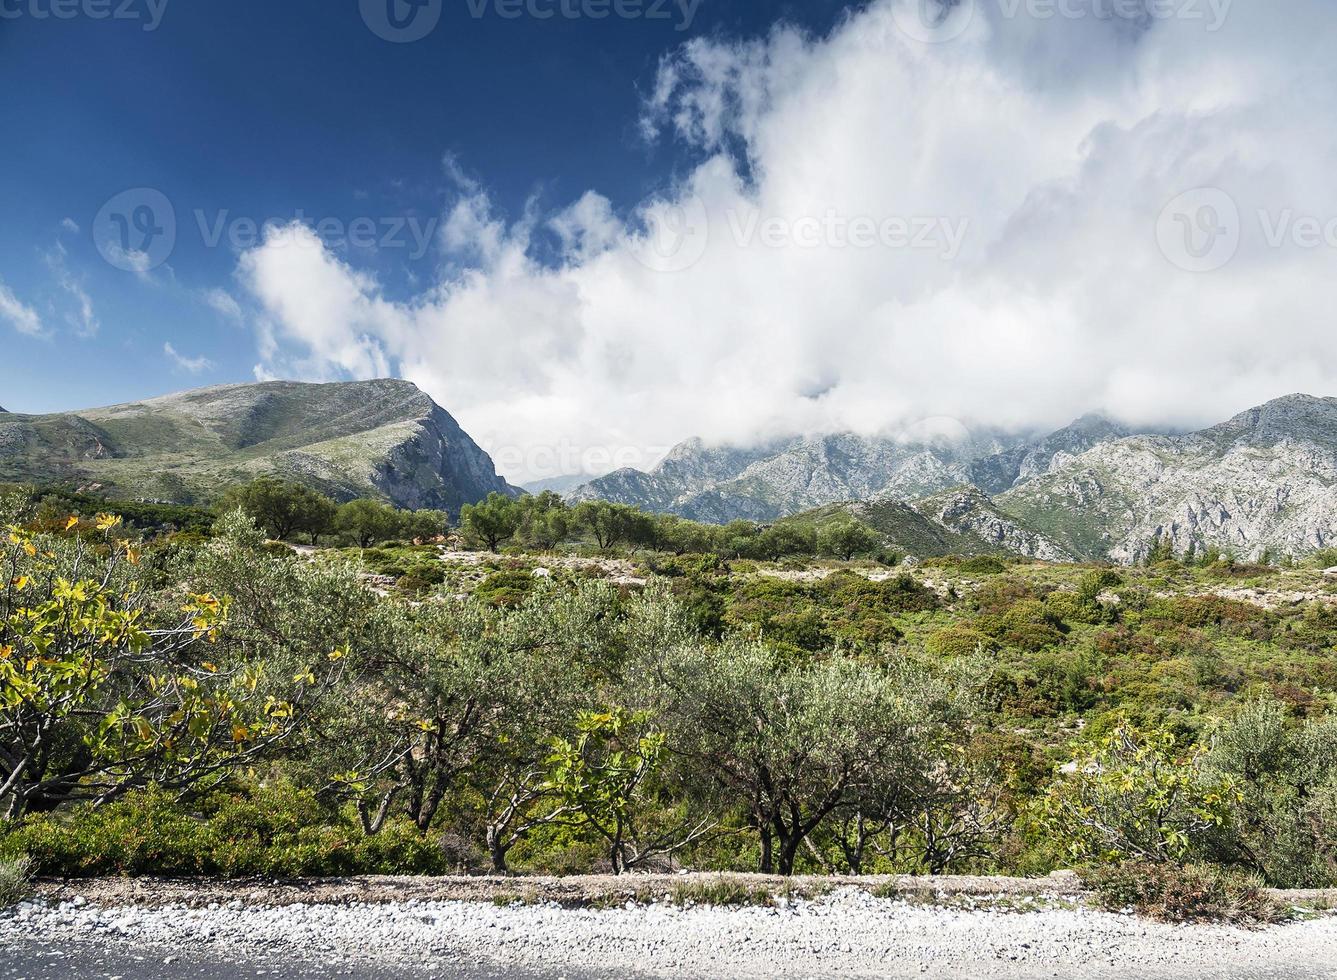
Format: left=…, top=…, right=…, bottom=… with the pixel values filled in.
left=0, top=938, right=620, bottom=980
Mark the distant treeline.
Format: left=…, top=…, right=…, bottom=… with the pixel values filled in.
left=2, top=480, right=891, bottom=562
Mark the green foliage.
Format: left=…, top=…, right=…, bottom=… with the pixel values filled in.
left=335, top=499, right=403, bottom=548
left=722, top=572, right=936, bottom=655
left=1041, top=723, right=1237, bottom=864
left=217, top=478, right=338, bottom=543
left=926, top=626, right=999, bottom=658
left=0, top=512, right=292, bottom=821
left=957, top=555, right=1008, bottom=575
left=0, top=855, right=33, bottom=907
left=1084, top=861, right=1279, bottom=925
left=1311, top=548, right=1337, bottom=569
left=460, top=493, right=522, bottom=551
left=4, top=483, right=1337, bottom=893
left=545, top=707, right=667, bottom=874
left=1205, top=699, right=1337, bottom=887
left=0, top=785, right=445, bottom=877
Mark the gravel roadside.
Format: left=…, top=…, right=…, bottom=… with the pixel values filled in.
left=5, top=884, right=1337, bottom=979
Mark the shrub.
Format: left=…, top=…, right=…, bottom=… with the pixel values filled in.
left=1084, top=861, right=1280, bottom=925
left=926, top=626, right=999, bottom=658
left=4, top=786, right=448, bottom=878
left=0, top=856, right=33, bottom=908
left=1311, top=548, right=1337, bottom=569
left=957, top=555, right=1008, bottom=576
left=474, top=569, right=538, bottom=607
left=1041, top=723, right=1236, bottom=864
left=668, top=877, right=779, bottom=907
left=1142, top=596, right=1272, bottom=638
left=990, top=599, right=1069, bottom=652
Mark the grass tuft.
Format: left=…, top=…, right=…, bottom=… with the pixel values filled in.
left=0, top=856, right=34, bottom=908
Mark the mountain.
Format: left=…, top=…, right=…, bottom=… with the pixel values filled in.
left=0, top=380, right=517, bottom=513
left=968, top=414, right=1136, bottom=495
left=523, top=473, right=610, bottom=496
left=569, top=417, right=1138, bottom=525
left=569, top=429, right=1033, bottom=523
left=996, top=395, right=1337, bottom=562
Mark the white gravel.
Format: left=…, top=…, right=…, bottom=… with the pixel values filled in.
left=5, top=889, right=1337, bottom=979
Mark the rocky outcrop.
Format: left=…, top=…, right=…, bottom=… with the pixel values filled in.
left=914, top=487, right=1076, bottom=561
left=998, top=395, right=1337, bottom=562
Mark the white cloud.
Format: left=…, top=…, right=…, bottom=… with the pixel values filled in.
left=45, top=244, right=99, bottom=338
left=164, top=342, right=213, bottom=375
left=0, top=281, right=45, bottom=338
left=60, top=218, right=80, bottom=234
left=203, top=288, right=244, bottom=324
left=235, top=0, right=1337, bottom=482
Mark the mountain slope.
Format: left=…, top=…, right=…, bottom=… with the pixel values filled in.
left=996, top=394, right=1337, bottom=562
left=0, top=380, right=516, bottom=512
left=570, top=429, right=1030, bottom=523
left=968, top=414, right=1136, bottom=495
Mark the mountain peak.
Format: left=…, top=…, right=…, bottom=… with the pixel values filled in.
left=1206, top=393, right=1337, bottom=446
left=0, top=378, right=514, bottom=512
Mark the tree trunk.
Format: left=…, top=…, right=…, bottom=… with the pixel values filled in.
left=758, top=825, right=773, bottom=874
left=487, top=826, right=509, bottom=874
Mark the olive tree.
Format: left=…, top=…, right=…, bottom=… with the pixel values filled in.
left=651, top=638, right=964, bottom=874
left=321, top=581, right=627, bottom=837
left=1, top=509, right=355, bottom=821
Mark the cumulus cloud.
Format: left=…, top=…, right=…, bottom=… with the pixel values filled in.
left=235, top=0, right=1337, bottom=481
left=0, top=281, right=45, bottom=338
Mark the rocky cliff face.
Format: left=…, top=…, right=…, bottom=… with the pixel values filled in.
left=968, top=414, right=1136, bottom=495
left=0, top=379, right=516, bottom=513
left=997, top=395, right=1337, bottom=562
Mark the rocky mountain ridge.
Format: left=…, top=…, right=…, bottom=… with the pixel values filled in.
left=0, top=380, right=516, bottom=513
left=570, top=395, right=1337, bottom=562
left=998, top=394, right=1337, bottom=563
left=569, top=414, right=1136, bottom=525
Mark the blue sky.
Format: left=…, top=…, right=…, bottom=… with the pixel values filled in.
left=0, top=0, right=856, bottom=413
left=2, top=1, right=1334, bottom=483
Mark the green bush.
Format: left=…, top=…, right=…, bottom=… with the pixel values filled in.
left=926, top=626, right=999, bottom=658
left=0, top=856, right=33, bottom=908
left=957, top=555, right=1008, bottom=576
left=1, top=786, right=447, bottom=878
left=474, top=569, right=538, bottom=606
left=1084, top=861, right=1280, bottom=925
left=1310, top=548, right=1337, bottom=569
